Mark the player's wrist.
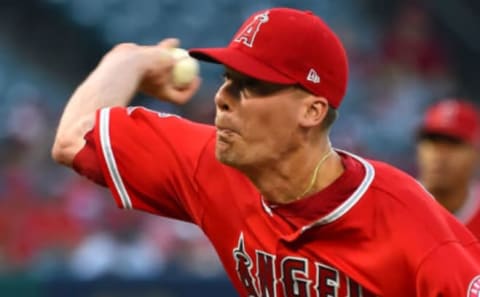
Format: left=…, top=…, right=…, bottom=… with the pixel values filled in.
left=139, top=46, right=174, bottom=80
left=98, top=43, right=150, bottom=80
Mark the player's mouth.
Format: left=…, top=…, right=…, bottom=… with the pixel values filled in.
left=216, top=128, right=237, bottom=142
left=215, top=118, right=239, bottom=134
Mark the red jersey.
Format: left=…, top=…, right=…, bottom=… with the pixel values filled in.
left=73, top=107, right=480, bottom=297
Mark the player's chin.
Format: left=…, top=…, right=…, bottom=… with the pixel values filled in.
left=215, top=142, right=238, bottom=166
left=215, top=147, right=232, bottom=164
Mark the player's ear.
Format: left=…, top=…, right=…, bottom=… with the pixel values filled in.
left=298, top=95, right=329, bottom=129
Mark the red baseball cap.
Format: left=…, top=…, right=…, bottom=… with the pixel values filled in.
left=419, top=99, right=480, bottom=147
left=189, top=8, right=349, bottom=109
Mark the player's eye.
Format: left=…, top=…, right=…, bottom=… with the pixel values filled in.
left=221, top=72, right=244, bottom=98
left=241, top=78, right=261, bottom=89
left=243, top=79, right=295, bottom=97
left=221, top=70, right=295, bottom=98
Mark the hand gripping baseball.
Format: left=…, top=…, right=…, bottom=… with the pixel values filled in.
left=139, top=38, right=201, bottom=104
left=101, top=39, right=201, bottom=105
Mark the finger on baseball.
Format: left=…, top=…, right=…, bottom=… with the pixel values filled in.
left=144, top=46, right=175, bottom=66
left=166, top=77, right=201, bottom=104
left=157, top=38, right=180, bottom=49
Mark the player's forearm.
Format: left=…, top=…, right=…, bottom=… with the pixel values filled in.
left=52, top=49, right=145, bottom=166
left=58, top=59, right=142, bottom=133
left=52, top=40, right=196, bottom=166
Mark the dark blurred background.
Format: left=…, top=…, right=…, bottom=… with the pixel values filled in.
left=0, top=0, right=479, bottom=296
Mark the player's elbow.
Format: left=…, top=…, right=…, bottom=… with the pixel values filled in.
left=51, top=136, right=75, bottom=166
left=52, top=114, right=94, bottom=166
left=51, top=131, right=85, bottom=167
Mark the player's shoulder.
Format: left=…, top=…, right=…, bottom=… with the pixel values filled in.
left=340, top=151, right=428, bottom=200
left=336, top=150, right=427, bottom=198
left=340, top=151, right=476, bottom=263
left=367, top=158, right=429, bottom=197
left=103, top=105, right=216, bottom=139
left=350, top=154, right=441, bottom=219
left=125, top=106, right=214, bottom=129
left=337, top=150, right=434, bottom=214
left=362, top=156, right=472, bottom=238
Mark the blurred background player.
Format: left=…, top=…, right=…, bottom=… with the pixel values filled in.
left=417, top=99, right=480, bottom=236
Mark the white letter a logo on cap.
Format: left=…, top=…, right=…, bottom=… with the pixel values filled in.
left=307, top=68, right=320, bottom=83
left=234, top=11, right=269, bottom=48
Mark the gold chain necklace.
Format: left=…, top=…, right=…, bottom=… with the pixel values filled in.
left=297, top=149, right=333, bottom=199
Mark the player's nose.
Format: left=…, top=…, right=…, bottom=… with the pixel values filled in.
left=214, top=82, right=238, bottom=112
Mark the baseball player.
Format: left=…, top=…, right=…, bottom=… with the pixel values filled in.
left=52, top=8, right=480, bottom=297
left=417, top=99, right=480, bottom=238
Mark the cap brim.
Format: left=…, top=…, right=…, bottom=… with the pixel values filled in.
left=189, top=47, right=296, bottom=84
left=418, top=127, right=473, bottom=145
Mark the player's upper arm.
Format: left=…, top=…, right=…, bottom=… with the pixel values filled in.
left=51, top=113, right=96, bottom=167
left=85, top=106, right=216, bottom=222
left=415, top=241, right=480, bottom=296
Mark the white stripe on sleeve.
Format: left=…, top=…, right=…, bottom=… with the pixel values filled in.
left=99, top=108, right=133, bottom=209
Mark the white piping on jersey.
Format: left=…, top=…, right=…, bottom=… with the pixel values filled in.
left=413, top=178, right=436, bottom=200
left=301, top=149, right=375, bottom=232
left=99, top=108, right=133, bottom=209
left=260, top=149, right=375, bottom=231
left=454, top=185, right=479, bottom=224
left=261, top=198, right=274, bottom=217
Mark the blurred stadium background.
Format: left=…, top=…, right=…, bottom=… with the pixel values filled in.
left=0, top=0, right=479, bottom=296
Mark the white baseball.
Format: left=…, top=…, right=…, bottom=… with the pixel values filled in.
left=169, top=48, right=199, bottom=88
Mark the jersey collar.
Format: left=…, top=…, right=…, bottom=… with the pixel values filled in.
left=260, top=149, right=376, bottom=242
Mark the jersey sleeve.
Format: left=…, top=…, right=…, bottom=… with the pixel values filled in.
left=73, top=106, right=216, bottom=223
left=415, top=241, right=480, bottom=296
left=72, top=129, right=106, bottom=186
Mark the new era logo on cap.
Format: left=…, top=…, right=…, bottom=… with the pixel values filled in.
left=307, top=68, right=320, bottom=84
